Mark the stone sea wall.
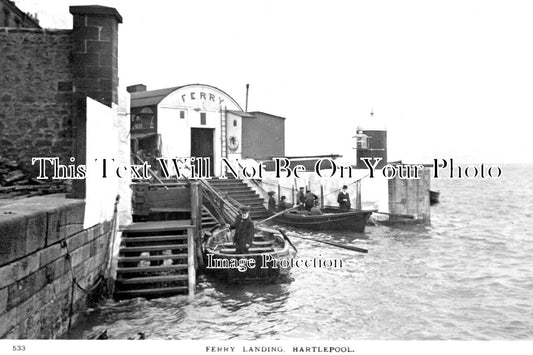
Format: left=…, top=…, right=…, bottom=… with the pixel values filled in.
left=0, top=195, right=113, bottom=339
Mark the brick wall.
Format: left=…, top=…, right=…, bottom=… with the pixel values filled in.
left=0, top=195, right=113, bottom=339
left=0, top=28, right=73, bottom=175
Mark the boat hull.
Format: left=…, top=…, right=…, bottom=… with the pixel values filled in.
left=272, top=208, right=375, bottom=233
left=203, top=228, right=291, bottom=283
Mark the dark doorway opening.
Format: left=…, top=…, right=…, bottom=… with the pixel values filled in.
left=191, top=128, right=214, bottom=176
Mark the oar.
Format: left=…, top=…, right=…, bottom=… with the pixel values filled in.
left=287, top=234, right=368, bottom=254
left=374, top=211, right=414, bottom=219
left=277, top=228, right=298, bottom=253
left=256, top=205, right=300, bottom=225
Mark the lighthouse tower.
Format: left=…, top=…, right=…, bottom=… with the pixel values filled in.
left=354, top=110, right=387, bottom=169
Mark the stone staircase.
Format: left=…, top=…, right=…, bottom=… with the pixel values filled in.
left=201, top=206, right=219, bottom=229
left=114, top=220, right=194, bottom=299
left=207, top=178, right=269, bottom=220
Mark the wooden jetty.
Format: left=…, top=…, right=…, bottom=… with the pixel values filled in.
left=114, top=220, right=195, bottom=298
left=114, top=173, right=270, bottom=299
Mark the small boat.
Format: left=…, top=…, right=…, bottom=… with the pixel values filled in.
left=203, top=226, right=292, bottom=283
left=430, top=190, right=440, bottom=205
left=272, top=207, right=375, bottom=233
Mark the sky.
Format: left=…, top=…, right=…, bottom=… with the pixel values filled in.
left=15, top=0, right=533, bottom=164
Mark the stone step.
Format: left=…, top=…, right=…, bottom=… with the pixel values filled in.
left=120, top=244, right=187, bottom=253
left=122, top=235, right=187, bottom=243
left=114, top=286, right=188, bottom=297
left=224, top=191, right=261, bottom=198
left=209, top=178, right=245, bottom=184
left=117, top=275, right=188, bottom=284
left=215, top=185, right=252, bottom=191
left=118, top=254, right=188, bottom=263
left=117, top=264, right=187, bottom=274
left=121, top=220, right=193, bottom=234
left=234, top=198, right=265, bottom=206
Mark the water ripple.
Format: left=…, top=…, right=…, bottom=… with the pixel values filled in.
left=67, top=164, right=533, bottom=340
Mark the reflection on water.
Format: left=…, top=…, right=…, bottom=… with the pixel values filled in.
left=67, top=165, right=533, bottom=340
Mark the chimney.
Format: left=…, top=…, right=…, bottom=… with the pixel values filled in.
left=127, top=84, right=147, bottom=93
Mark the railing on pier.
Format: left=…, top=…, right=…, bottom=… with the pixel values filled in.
left=198, top=179, right=243, bottom=226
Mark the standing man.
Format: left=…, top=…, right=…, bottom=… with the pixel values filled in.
left=267, top=191, right=276, bottom=212
left=337, top=185, right=351, bottom=212
left=296, top=187, right=306, bottom=210
left=227, top=206, right=255, bottom=254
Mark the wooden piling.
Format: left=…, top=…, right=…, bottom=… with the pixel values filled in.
left=320, top=185, right=324, bottom=209
left=190, top=182, right=203, bottom=268
left=356, top=181, right=362, bottom=210
left=187, top=227, right=196, bottom=298
left=291, top=186, right=295, bottom=205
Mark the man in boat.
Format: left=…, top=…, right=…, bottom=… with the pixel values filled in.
left=227, top=206, right=255, bottom=254
left=278, top=196, right=290, bottom=211
left=304, top=190, right=318, bottom=211
left=310, top=200, right=322, bottom=215
left=337, top=185, right=351, bottom=212
left=296, top=187, right=305, bottom=210
left=267, top=191, right=276, bottom=212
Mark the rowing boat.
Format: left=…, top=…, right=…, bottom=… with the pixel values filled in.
left=203, top=226, right=292, bottom=283
left=271, top=207, right=375, bottom=233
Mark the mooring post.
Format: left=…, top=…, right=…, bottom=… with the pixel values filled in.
left=356, top=181, right=362, bottom=210
left=320, top=185, right=324, bottom=209
left=277, top=183, right=281, bottom=203
left=190, top=181, right=204, bottom=268
left=291, top=185, right=295, bottom=205
left=187, top=227, right=196, bottom=298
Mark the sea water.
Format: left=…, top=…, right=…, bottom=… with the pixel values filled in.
left=67, top=164, right=533, bottom=340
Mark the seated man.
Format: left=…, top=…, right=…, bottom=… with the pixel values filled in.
left=304, top=190, right=318, bottom=211
left=226, top=206, right=254, bottom=254
left=278, top=196, right=291, bottom=211
left=310, top=200, right=322, bottom=215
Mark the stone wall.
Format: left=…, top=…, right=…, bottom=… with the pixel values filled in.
left=0, top=195, right=113, bottom=339
left=0, top=28, right=74, bottom=174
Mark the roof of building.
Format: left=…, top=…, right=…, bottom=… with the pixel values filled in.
left=130, top=84, right=244, bottom=110
left=226, top=110, right=255, bottom=118
left=131, top=86, right=183, bottom=108
left=1, top=0, right=41, bottom=28
left=247, top=111, right=286, bottom=120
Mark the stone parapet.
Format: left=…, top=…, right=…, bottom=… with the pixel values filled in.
left=0, top=194, right=113, bottom=339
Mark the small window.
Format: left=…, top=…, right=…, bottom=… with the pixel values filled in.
left=15, top=18, right=21, bottom=28
left=180, top=111, right=185, bottom=119
left=200, top=112, right=206, bottom=125
left=4, top=10, right=10, bottom=27
left=233, top=120, right=237, bottom=127
left=354, top=133, right=368, bottom=149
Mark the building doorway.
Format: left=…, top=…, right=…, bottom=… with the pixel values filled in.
left=191, top=128, right=214, bottom=177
